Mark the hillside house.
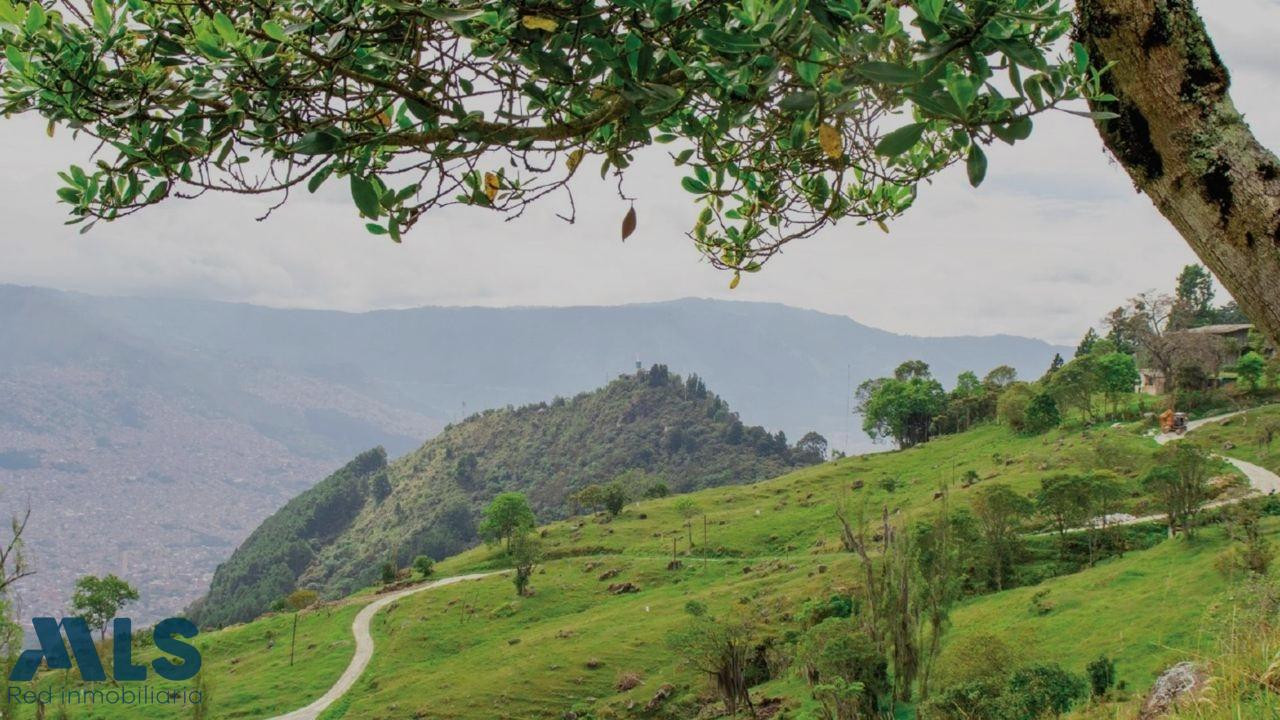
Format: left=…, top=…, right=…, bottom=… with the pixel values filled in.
left=1138, top=323, right=1261, bottom=395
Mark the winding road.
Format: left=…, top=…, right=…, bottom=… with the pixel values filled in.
left=267, top=571, right=500, bottom=720
left=266, top=411, right=1280, bottom=719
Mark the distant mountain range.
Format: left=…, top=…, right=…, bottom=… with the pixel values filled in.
left=0, top=285, right=1068, bottom=622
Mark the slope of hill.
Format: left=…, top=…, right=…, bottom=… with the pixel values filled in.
left=20, top=413, right=1273, bottom=720
left=191, top=367, right=812, bottom=628
left=0, top=284, right=1067, bottom=623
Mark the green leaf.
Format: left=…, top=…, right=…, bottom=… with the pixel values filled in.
left=875, top=122, right=926, bottom=157
left=1072, top=42, right=1089, bottom=74
left=365, top=222, right=388, bottom=235
left=292, top=129, right=342, bottom=155
left=24, top=2, right=44, bottom=34
left=1064, top=109, right=1120, bottom=120
left=420, top=6, right=485, bottom=21
left=4, top=44, right=27, bottom=72
left=851, top=62, right=918, bottom=85
left=350, top=175, right=382, bottom=219
left=680, top=177, right=708, bottom=194
left=778, top=91, right=817, bottom=112
left=92, top=0, right=112, bottom=34
left=261, top=20, right=287, bottom=42
left=212, top=12, right=239, bottom=43
left=915, top=0, right=943, bottom=24
left=966, top=144, right=987, bottom=187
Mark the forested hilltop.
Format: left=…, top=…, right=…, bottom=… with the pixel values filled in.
left=190, top=366, right=819, bottom=627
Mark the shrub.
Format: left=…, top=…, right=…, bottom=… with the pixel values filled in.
left=1024, top=392, right=1061, bottom=434
left=412, top=555, right=434, bottom=579
left=1086, top=656, right=1115, bottom=699
left=933, top=633, right=1017, bottom=690
left=801, top=594, right=854, bottom=627
left=1004, top=664, right=1086, bottom=718
left=379, top=562, right=396, bottom=585
left=795, top=618, right=889, bottom=719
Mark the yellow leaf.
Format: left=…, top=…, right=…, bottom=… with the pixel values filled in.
left=876, top=219, right=889, bottom=234
left=521, top=15, right=558, bottom=32
left=566, top=148, right=585, bottom=173
left=729, top=272, right=741, bottom=290
left=376, top=111, right=391, bottom=129
left=45, top=120, right=54, bottom=138
left=483, top=172, right=500, bottom=203
left=818, top=123, right=842, bottom=159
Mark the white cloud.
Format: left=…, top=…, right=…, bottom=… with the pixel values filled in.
left=0, top=6, right=1273, bottom=345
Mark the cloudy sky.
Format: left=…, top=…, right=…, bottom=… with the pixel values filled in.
left=2, top=3, right=1277, bottom=346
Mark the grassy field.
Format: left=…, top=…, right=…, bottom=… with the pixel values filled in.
left=12, top=416, right=1273, bottom=719
left=8, top=602, right=362, bottom=719
left=1182, top=404, right=1280, bottom=475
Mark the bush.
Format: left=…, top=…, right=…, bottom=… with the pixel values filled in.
left=379, top=562, right=396, bottom=584
left=801, top=594, right=854, bottom=627
left=1086, top=656, right=1115, bottom=698
left=1005, top=664, right=1086, bottom=718
left=412, top=555, right=434, bottom=579
left=997, top=383, right=1034, bottom=432
left=1024, top=392, right=1061, bottom=434
left=795, top=618, right=890, bottom=719
left=933, top=633, right=1017, bottom=690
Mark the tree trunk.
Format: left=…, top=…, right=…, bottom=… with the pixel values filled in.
left=1075, top=0, right=1280, bottom=346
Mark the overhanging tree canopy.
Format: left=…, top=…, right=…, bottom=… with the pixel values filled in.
left=0, top=0, right=1097, bottom=255
left=1, top=0, right=1276, bottom=343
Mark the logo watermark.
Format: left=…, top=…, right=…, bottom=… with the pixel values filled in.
left=6, top=617, right=203, bottom=709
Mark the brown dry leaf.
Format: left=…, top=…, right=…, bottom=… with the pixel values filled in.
left=818, top=123, right=842, bottom=159
left=621, top=206, right=637, bottom=241
left=521, top=15, right=558, bottom=31
left=483, top=172, right=500, bottom=203
left=876, top=219, right=889, bottom=234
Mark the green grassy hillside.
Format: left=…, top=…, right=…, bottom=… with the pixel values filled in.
left=192, top=367, right=815, bottom=628
left=16, top=411, right=1277, bottom=720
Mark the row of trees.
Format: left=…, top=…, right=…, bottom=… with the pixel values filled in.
left=857, top=362, right=1017, bottom=448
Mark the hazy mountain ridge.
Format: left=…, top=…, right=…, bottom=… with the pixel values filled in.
left=0, top=285, right=1067, bottom=622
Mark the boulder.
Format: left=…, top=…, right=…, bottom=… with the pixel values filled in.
left=1140, top=662, right=1208, bottom=719
left=645, top=684, right=675, bottom=712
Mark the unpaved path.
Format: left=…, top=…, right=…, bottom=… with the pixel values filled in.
left=1095, top=409, right=1280, bottom=529
left=267, top=571, right=500, bottom=720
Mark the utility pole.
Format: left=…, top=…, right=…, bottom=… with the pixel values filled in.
left=702, top=514, right=708, bottom=570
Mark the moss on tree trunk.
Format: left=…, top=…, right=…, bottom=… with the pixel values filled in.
left=1076, top=0, right=1280, bottom=345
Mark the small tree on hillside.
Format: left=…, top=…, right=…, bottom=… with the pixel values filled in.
left=412, top=555, right=434, bottom=579
left=571, top=484, right=605, bottom=515
left=667, top=614, right=757, bottom=717
left=674, top=498, right=701, bottom=547
left=795, top=432, right=830, bottom=464
left=71, top=574, right=139, bottom=641
left=379, top=562, right=397, bottom=585
left=795, top=618, right=889, bottom=720
left=1095, top=353, right=1139, bottom=417
left=602, top=481, right=629, bottom=517
left=1143, top=443, right=1212, bottom=538
left=970, top=484, right=1032, bottom=590
left=284, top=588, right=317, bottom=666
left=509, top=530, right=542, bottom=597
left=1024, top=392, right=1062, bottom=435
left=1036, top=475, right=1091, bottom=556
left=480, top=492, right=536, bottom=552
left=1236, top=351, right=1266, bottom=393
